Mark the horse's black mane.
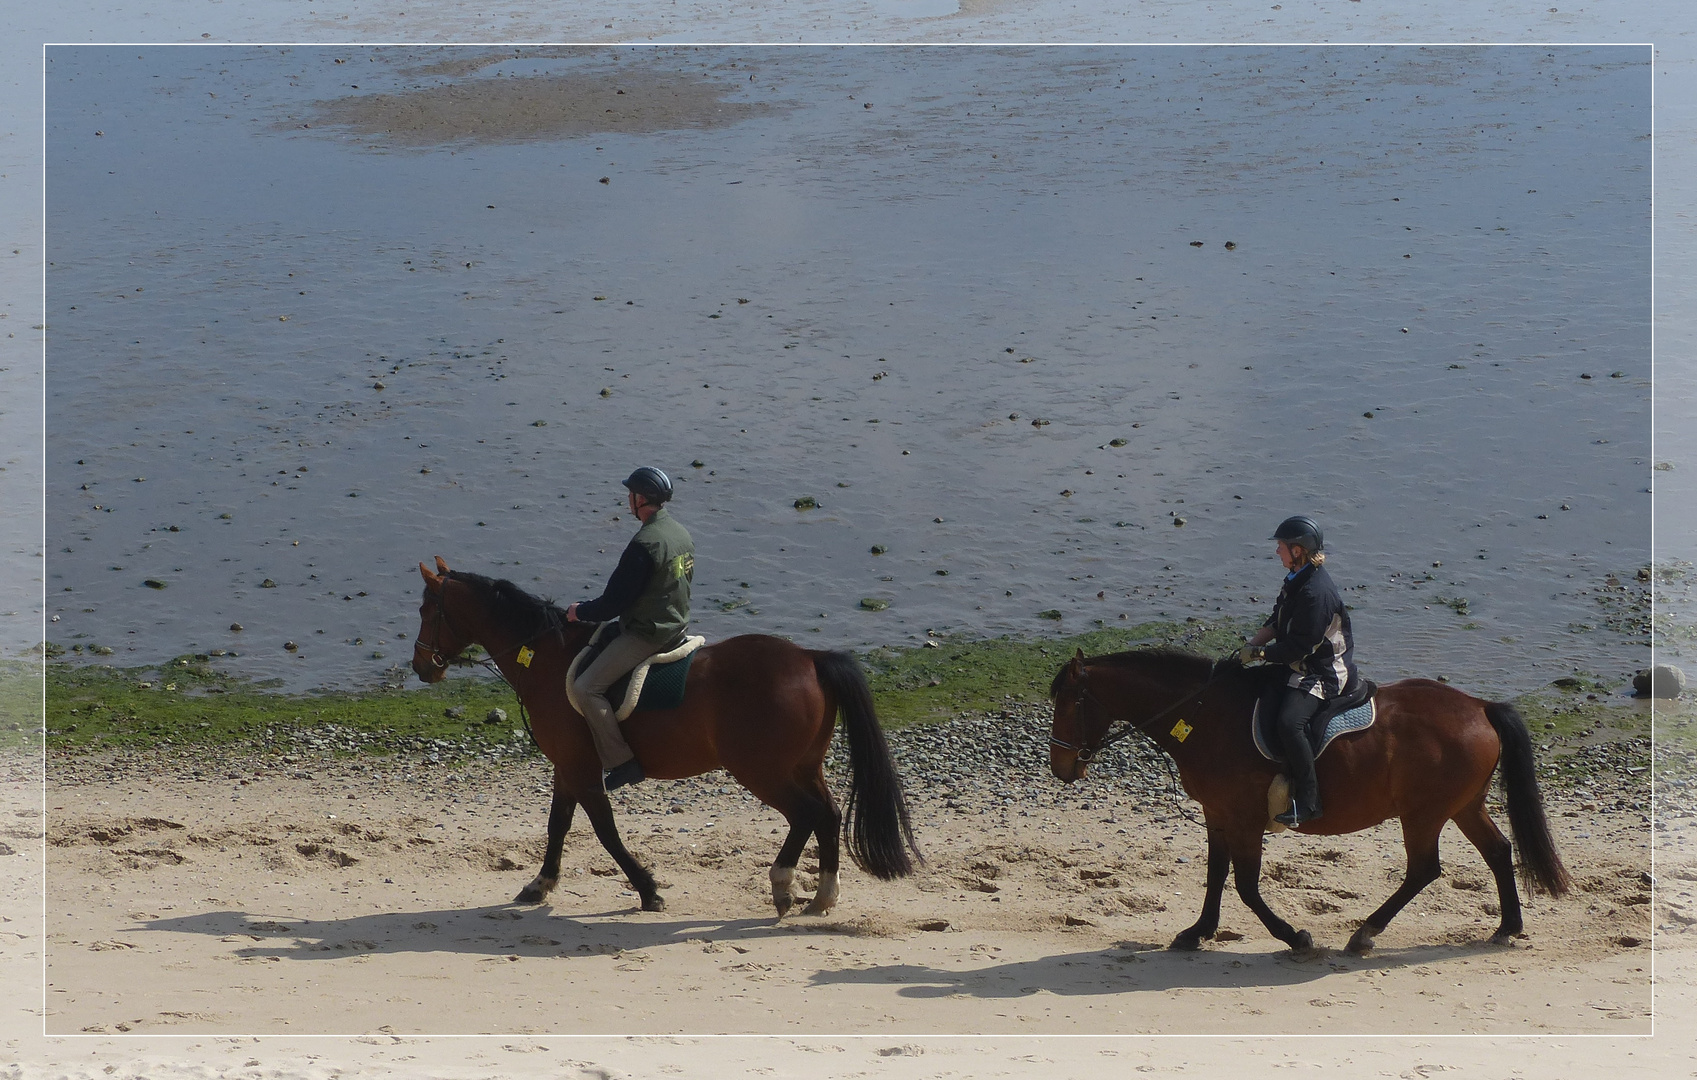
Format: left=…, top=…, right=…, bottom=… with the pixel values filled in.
left=1047, top=647, right=1215, bottom=699
left=444, top=570, right=569, bottom=640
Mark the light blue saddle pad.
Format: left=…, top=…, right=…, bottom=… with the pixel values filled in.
left=1252, top=697, right=1376, bottom=763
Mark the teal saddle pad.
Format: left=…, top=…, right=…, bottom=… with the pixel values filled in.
left=1252, top=696, right=1376, bottom=763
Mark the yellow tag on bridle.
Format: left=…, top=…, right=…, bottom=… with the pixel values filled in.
left=517, top=646, right=535, bottom=668
left=1170, top=719, right=1193, bottom=742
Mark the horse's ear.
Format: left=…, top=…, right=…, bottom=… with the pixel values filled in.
left=1069, top=649, right=1086, bottom=677
left=419, top=561, right=442, bottom=592
left=434, top=555, right=451, bottom=575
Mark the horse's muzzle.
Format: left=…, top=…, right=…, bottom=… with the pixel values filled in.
left=1049, top=750, right=1087, bottom=783
left=411, top=641, right=448, bottom=683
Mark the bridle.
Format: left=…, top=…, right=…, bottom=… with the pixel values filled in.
left=1048, top=660, right=1229, bottom=763
left=412, top=574, right=575, bottom=753
left=413, top=574, right=560, bottom=673
left=413, top=584, right=460, bottom=672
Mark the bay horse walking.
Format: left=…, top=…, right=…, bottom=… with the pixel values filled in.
left=1049, top=648, right=1570, bottom=953
left=412, top=557, right=919, bottom=916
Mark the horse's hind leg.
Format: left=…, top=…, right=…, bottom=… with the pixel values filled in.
left=1346, top=817, right=1444, bottom=954
left=1452, top=798, right=1523, bottom=944
left=802, top=769, right=843, bottom=916
left=769, top=818, right=810, bottom=918
left=581, top=792, right=664, bottom=912
left=766, top=779, right=838, bottom=918
left=1171, top=828, right=1232, bottom=951
left=517, top=782, right=577, bottom=904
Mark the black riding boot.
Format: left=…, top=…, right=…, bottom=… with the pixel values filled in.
left=1272, top=690, right=1324, bottom=826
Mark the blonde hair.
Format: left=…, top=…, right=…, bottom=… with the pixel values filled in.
left=1310, top=551, right=1327, bottom=567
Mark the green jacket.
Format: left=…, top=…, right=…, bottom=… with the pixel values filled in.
left=623, top=507, right=694, bottom=645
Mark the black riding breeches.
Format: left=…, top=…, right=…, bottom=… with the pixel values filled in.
left=1261, top=684, right=1324, bottom=804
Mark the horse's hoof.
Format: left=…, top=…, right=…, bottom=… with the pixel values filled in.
left=1290, top=930, right=1314, bottom=953
left=801, top=897, right=836, bottom=916
left=642, top=895, right=666, bottom=913
left=1489, top=931, right=1518, bottom=946
left=1168, top=932, right=1203, bottom=952
left=773, top=896, right=793, bottom=919
left=514, top=874, right=556, bottom=905
left=1345, top=926, right=1377, bottom=954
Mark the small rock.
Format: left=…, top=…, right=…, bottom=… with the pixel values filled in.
left=143, top=579, right=167, bottom=589
left=1109, top=438, right=1128, bottom=447
left=445, top=706, right=467, bottom=719
left=260, top=579, right=277, bottom=588
left=1037, top=609, right=1062, bottom=620
left=1172, top=516, right=1186, bottom=527
left=916, top=919, right=950, bottom=932
left=373, top=381, right=385, bottom=390
left=859, top=598, right=889, bottom=611
left=485, top=708, right=508, bottom=725
left=794, top=496, right=818, bottom=510
left=599, top=388, right=612, bottom=397
left=870, top=545, right=887, bottom=555
left=283, top=641, right=297, bottom=652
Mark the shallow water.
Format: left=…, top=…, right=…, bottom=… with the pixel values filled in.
left=46, top=44, right=1650, bottom=695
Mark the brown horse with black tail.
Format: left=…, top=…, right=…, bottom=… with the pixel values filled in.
left=1049, top=648, right=1570, bottom=953
left=413, top=557, right=919, bottom=916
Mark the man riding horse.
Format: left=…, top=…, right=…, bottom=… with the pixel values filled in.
left=566, top=466, right=695, bottom=792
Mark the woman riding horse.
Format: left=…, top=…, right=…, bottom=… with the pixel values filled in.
left=1240, top=514, right=1356, bottom=826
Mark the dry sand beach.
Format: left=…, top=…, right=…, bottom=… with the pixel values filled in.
left=38, top=709, right=1655, bottom=1038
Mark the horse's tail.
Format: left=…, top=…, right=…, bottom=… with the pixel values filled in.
left=1484, top=701, right=1572, bottom=897
left=814, top=650, right=920, bottom=880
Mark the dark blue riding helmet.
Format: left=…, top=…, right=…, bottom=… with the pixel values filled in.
left=622, top=466, right=674, bottom=504
left=1271, top=514, right=1323, bottom=552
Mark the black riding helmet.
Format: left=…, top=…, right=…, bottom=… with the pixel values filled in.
left=622, top=466, right=674, bottom=504
left=1270, top=514, right=1323, bottom=553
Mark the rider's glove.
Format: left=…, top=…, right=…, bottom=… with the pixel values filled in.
left=1238, top=644, right=1265, bottom=665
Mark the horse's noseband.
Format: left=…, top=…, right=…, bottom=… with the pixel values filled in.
left=415, top=589, right=455, bottom=670
left=1049, top=682, right=1107, bottom=762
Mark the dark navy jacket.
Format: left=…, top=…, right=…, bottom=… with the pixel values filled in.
left=1262, top=562, right=1357, bottom=699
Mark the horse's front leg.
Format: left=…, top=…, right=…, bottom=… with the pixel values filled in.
left=516, top=781, right=577, bottom=904
left=581, top=791, right=665, bottom=912
left=1170, top=827, right=1232, bottom=951
left=1230, top=839, right=1312, bottom=952
left=1346, top=817, right=1443, bottom=954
